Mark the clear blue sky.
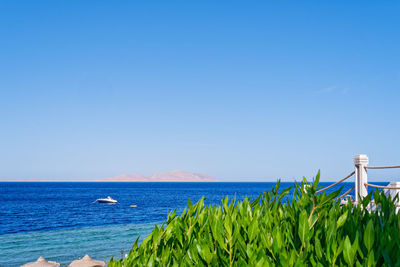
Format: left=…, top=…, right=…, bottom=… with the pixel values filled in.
left=1, top=1, right=399, bottom=181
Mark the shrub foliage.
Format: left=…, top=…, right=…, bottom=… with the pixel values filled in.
left=109, top=172, right=400, bottom=266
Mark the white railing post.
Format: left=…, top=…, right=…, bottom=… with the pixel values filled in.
left=354, top=154, right=369, bottom=203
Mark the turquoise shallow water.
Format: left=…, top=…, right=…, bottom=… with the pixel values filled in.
left=0, top=222, right=157, bottom=267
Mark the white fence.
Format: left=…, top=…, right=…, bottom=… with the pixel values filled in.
left=317, top=154, right=400, bottom=206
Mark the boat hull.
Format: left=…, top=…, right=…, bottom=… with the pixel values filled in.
left=96, top=199, right=117, bottom=204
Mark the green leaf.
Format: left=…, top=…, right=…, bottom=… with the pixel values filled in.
left=188, top=198, right=193, bottom=209
left=298, top=210, right=309, bottom=244
left=367, top=250, right=375, bottom=267
left=313, top=170, right=321, bottom=191
left=273, top=227, right=283, bottom=250
left=248, top=219, right=259, bottom=242
left=197, top=243, right=213, bottom=264
left=351, top=233, right=359, bottom=262
left=251, top=194, right=262, bottom=207
left=224, top=214, right=232, bottom=238
left=315, top=237, right=323, bottom=259
left=167, top=209, right=176, bottom=223
left=336, top=210, right=348, bottom=229
left=278, top=186, right=291, bottom=201
left=382, top=250, right=393, bottom=266
left=343, top=236, right=354, bottom=266
left=363, top=220, right=374, bottom=251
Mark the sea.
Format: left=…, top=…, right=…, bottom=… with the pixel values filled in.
left=0, top=182, right=381, bottom=266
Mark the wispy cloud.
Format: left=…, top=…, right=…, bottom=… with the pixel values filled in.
left=179, top=141, right=215, bottom=147
left=317, top=86, right=337, bottom=93
left=316, top=86, right=349, bottom=95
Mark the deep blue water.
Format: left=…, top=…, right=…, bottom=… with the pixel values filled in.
left=1, top=182, right=294, bottom=235
left=0, top=182, right=381, bottom=266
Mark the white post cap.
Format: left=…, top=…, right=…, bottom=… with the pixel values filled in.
left=354, top=154, right=369, bottom=165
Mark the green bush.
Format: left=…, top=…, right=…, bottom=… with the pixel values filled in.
left=108, top=172, right=400, bottom=266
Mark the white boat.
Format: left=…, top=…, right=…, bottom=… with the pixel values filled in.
left=94, top=196, right=117, bottom=204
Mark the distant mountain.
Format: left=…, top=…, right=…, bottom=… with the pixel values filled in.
left=98, top=170, right=217, bottom=182
left=1, top=179, right=40, bottom=182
